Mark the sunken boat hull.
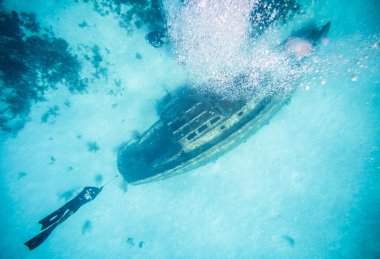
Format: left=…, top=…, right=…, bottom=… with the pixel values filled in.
left=117, top=20, right=331, bottom=185
left=117, top=86, right=293, bottom=185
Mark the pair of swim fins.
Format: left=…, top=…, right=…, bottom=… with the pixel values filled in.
left=24, top=187, right=102, bottom=250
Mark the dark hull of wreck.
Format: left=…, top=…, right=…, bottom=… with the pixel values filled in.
left=117, top=88, right=294, bottom=185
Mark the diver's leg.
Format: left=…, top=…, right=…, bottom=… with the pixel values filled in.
left=39, top=204, right=71, bottom=230
left=26, top=208, right=74, bottom=250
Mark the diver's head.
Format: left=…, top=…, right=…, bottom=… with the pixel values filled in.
left=285, top=37, right=314, bottom=59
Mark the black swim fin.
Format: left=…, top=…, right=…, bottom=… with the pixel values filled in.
left=24, top=223, right=59, bottom=250
left=25, top=208, right=74, bottom=250
left=24, top=182, right=112, bottom=250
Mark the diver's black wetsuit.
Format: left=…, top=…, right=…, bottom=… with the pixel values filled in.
left=24, top=187, right=102, bottom=250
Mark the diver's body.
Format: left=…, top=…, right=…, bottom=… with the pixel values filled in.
left=291, top=21, right=331, bottom=45
left=24, top=187, right=102, bottom=250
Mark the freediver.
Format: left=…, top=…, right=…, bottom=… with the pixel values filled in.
left=284, top=21, right=331, bottom=59
left=24, top=186, right=102, bottom=250
left=291, top=21, right=331, bottom=45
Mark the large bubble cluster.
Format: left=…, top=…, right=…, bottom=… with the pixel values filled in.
left=165, top=0, right=304, bottom=100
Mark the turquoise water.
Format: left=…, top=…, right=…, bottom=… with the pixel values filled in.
left=0, top=0, right=379, bottom=258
